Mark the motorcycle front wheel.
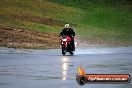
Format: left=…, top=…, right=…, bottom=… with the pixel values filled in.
left=62, top=45, right=66, bottom=55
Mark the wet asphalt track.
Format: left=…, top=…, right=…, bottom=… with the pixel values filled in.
left=0, top=47, right=132, bottom=88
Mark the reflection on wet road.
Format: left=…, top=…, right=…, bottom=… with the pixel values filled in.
left=0, top=47, right=132, bottom=88
left=62, top=57, right=69, bottom=80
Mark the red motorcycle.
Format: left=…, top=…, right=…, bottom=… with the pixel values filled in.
left=60, top=35, right=75, bottom=55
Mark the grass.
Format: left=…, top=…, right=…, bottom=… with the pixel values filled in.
left=0, top=0, right=132, bottom=48
left=81, top=6, right=132, bottom=30
left=0, top=0, right=81, bottom=33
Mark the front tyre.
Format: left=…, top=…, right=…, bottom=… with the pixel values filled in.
left=62, top=45, right=66, bottom=55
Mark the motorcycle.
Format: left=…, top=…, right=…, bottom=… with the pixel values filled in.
left=60, top=35, right=75, bottom=55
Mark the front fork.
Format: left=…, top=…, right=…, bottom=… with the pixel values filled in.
left=62, top=42, right=67, bottom=48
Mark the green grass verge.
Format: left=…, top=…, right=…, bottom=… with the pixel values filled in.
left=0, top=0, right=132, bottom=46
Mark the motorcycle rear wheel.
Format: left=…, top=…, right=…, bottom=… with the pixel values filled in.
left=69, top=51, right=74, bottom=55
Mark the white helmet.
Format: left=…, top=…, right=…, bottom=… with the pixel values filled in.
left=64, top=24, right=70, bottom=28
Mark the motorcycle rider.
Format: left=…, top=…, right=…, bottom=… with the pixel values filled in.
left=60, top=24, right=75, bottom=51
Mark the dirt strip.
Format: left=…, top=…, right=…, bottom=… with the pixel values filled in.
left=0, top=26, right=60, bottom=49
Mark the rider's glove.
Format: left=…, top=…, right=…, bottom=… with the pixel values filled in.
left=71, top=35, right=74, bottom=38
left=60, top=36, right=62, bottom=39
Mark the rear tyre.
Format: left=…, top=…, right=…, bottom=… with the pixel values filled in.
left=69, top=51, right=74, bottom=55
left=69, top=43, right=74, bottom=55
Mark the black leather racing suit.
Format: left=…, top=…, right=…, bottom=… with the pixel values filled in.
left=60, top=28, right=75, bottom=50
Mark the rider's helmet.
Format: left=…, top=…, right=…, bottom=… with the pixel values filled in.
left=64, top=24, right=70, bottom=31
